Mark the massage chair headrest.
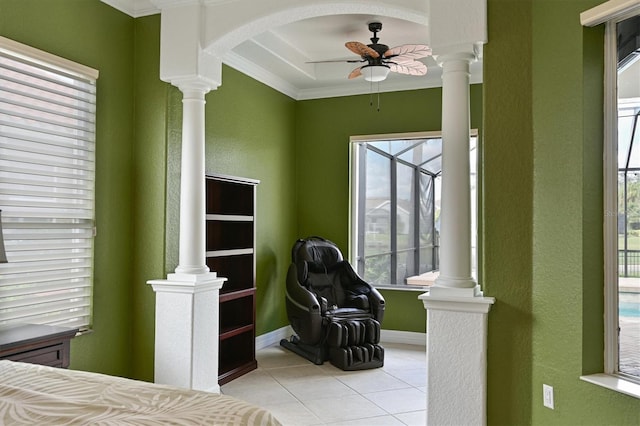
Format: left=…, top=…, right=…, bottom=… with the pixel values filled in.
left=292, top=237, right=343, bottom=269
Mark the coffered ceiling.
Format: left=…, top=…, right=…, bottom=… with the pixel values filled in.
left=101, top=0, right=483, bottom=100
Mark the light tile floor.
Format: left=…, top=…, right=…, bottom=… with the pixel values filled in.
left=221, top=342, right=427, bottom=426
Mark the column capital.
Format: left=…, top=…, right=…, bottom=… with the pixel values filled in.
left=435, top=51, right=476, bottom=68
left=157, top=2, right=223, bottom=92
left=173, top=77, right=217, bottom=98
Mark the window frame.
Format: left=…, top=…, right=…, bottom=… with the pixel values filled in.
left=603, top=10, right=620, bottom=380
left=580, top=2, right=640, bottom=398
left=0, top=36, right=98, bottom=331
left=349, top=130, right=478, bottom=289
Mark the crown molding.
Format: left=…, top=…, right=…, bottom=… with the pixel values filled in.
left=222, top=51, right=300, bottom=99
left=101, top=0, right=159, bottom=17
left=101, top=0, right=239, bottom=17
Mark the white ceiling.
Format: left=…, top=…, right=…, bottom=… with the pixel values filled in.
left=102, top=1, right=483, bottom=100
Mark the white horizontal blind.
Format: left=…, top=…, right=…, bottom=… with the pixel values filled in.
left=0, top=37, right=98, bottom=331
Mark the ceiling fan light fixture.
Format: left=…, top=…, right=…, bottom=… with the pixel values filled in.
left=363, top=65, right=390, bottom=82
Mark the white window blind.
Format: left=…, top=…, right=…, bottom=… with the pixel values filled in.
left=0, top=37, right=98, bottom=331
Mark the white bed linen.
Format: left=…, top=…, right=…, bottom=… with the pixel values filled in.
left=0, top=360, right=281, bottom=425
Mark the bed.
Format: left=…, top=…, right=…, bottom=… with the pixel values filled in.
left=0, top=360, right=281, bottom=425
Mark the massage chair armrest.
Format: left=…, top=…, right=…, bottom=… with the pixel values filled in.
left=286, top=263, right=323, bottom=313
left=346, top=294, right=369, bottom=310
left=367, top=286, right=385, bottom=323
left=342, top=263, right=386, bottom=323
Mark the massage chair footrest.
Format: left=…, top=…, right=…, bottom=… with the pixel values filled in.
left=326, top=318, right=384, bottom=370
left=329, top=344, right=384, bottom=370
left=326, top=318, right=381, bottom=347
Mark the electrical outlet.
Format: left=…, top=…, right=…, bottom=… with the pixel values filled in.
left=543, top=384, right=554, bottom=409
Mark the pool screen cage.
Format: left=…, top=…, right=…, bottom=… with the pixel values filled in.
left=619, top=106, right=640, bottom=278
left=617, top=15, right=640, bottom=279
left=353, top=136, right=477, bottom=287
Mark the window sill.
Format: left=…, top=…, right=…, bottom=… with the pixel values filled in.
left=374, top=284, right=429, bottom=292
left=580, top=373, right=640, bottom=399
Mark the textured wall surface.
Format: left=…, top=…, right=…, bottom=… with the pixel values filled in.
left=530, top=0, right=638, bottom=423
left=483, top=0, right=640, bottom=424
left=426, top=309, right=489, bottom=425
left=131, top=14, right=169, bottom=382
left=483, top=0, right=534, bottom=422
left=0, top=0, right=136, bottom=377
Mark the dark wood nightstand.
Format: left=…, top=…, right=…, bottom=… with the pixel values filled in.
left=0, top=324, right=78, bottom=368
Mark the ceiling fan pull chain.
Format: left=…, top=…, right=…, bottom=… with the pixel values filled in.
left=377, top=85, right=381, bottom=112
left=369, top=80, right=374, bottom=107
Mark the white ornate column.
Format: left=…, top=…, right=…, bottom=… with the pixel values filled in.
left=174, top=84, right=210, bottom=276
left=147, top=2, right=225, bottom=393
left=419, top=51, right=495, bottom=425
left=432, top=52, right=478, bottom=296
left=421, top=1, right=495, bottom=424
left=148, top=79, right=225, bottom=393
left=419, top=52, right=495, bottom=425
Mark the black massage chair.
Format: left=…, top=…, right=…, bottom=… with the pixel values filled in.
left=280, top=237, right=385, bottom=370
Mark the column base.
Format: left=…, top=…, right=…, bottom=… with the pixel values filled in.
left=418, top=291, right=495, bottom=425
left=148, top=273, right=226, bottom=393
left=428, top=282, right=483, bottom=299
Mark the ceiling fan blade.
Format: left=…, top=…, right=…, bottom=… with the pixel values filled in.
left=389, top=60, right=427, bottom=76
left=348, top=66, right=363, bottom=79
left=385, top=44, right=432, bottom=60
left=306, top=59, right=365, bottom=64
left=345, top=41, right=380, bottom=59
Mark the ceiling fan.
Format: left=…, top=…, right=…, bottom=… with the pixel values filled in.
left=313, top=22, right=432, bottom=82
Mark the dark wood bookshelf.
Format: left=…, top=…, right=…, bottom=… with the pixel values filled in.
left=205, top=174, right=259, bottom=385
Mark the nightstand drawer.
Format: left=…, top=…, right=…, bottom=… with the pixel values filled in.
left=0, top=324, right=77, bottom=368
left=5, top=343, right=67, bottom=367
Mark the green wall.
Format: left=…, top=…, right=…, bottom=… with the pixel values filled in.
left=484, top=0, right=640, bottom=424
left=0, top=0, right=136, bottom=377
left=204, top=68, right=298, bottom=335
left=531, top=0, right=638, bottom=423
left=163, top=66, right=298, bottom=341
left=3, top=1, right=640, bottom=423
left=295, top=85, right=483, bottom=332
left=131, top=15, right=169, bottom=381
left=209, top=67, right=298, bottom=335
left=483, top=0, right=534, bottom=422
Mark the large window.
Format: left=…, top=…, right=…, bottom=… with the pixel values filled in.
left=350, top=132, right=477, bottom=287
left=604, top=12, right=640, bottom=383
left=0, top=37, right=98, bottom=331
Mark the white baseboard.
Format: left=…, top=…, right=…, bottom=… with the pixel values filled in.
left=256, top=326, right=426, bottom=350
left=256, top=325, right=293, bottom=351
left=380, top=329, right=426, bottom=346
